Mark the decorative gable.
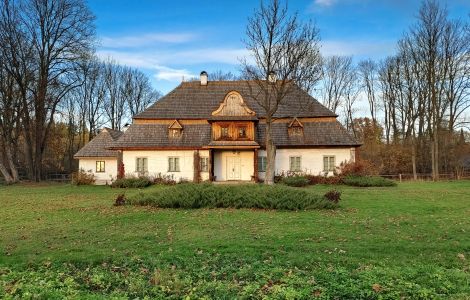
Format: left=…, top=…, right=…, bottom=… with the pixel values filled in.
left=212, top=91, right=255, bottom=117
left=288, top=117, right=303, bottom=136
left=168, top=120, right=183, bottom=138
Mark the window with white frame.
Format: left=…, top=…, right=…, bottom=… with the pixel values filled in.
left=96, top=161, right=105, bottom=173
left=200, top=157, right=209, bottom=172
left=258, top=156, right=267, bottom=172
left=323, top=156, right=335, bottom=172
left=168, top=157, right=180, bottom=172
left=289, top=156, right=302, bottom=172
left=136, top=157, right=148, bottom=173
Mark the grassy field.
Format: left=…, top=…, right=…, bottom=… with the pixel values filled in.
left=0, top=181, right=469, bottom=299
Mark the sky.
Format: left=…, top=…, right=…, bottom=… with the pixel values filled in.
left=89, top=0, right=470, bottom=96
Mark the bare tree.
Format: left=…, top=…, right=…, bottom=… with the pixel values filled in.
left=358, top=59, right=379, bottom=123
left=241, top=0, right=322, bottom=184
left=320, top=56, right=353, bottom=114
left=0, top=48, right=21, bottom=183
left=1, top=0, right=95, bottom=180
left=121, top=67, right=161, bottom=117
left=208, top=70, right=239, bottom=81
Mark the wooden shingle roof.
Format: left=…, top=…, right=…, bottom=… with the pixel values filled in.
left=109, top=124, right=211, bottom=149
left=257, top=121, right=360, bottom=147
left=74, top=128, right=123, bottom=158
left=134, top=81, right=336, bottom=120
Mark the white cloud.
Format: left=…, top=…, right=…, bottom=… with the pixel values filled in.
left=97, top=47, right=247, bottom=67
left=314, top=0, right=336, bottom=7
left=153, top=66, right=195, bottom=82
left=100, top=32, right=197, bottom=48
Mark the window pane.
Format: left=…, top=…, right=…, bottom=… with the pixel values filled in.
left=175, top=158, right=180, bottom=171
left=323, top=157, right=329, bottom=172
left=329, top=157, right=335, bottom=171
left=258, top=156, right=266, bottom=172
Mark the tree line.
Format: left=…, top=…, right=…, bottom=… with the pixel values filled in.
left=0, top=0, right=160, bottom=183
left=316, top=1, right=470, bottom=179
left=1, top=0, right=469, bottom=184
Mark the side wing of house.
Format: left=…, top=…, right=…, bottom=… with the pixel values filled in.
left=73, top=128, right=123, bottom=185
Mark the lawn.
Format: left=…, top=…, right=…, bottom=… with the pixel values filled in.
left=0, top=181, right=469, bottom=299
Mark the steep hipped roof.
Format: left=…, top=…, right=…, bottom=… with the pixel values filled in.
left=257, top=121, right=360, bottom=147
left=74, top=128, right=123, bottom=158
left=134, top=81, right=336, bottom=119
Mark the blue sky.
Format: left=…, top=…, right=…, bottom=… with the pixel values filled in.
left=89, top=0, right=470, bottom=95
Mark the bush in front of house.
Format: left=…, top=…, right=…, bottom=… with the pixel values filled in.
left=339, top=160, right=379, bottom=177
left=72, top=169, right=95, bottom=185
left=127, top=183, right=338, bottom=210
left=305, top=174, right=344, bottom=185
left=281, top=175, right=310, bottom=187
left=111, top=176, right=153, bottom=188
left=343, top=175, right=397, bottom=187
left=152, top=173, right=176, bottom=185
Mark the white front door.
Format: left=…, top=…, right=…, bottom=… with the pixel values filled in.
left=226, top=156, right=241, bottom=180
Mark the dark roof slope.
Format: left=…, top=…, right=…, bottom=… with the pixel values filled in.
left=257, top=121, right=360, bottom=147
left=134, top=81, right=336, bottom=119
left=74, top=128, right=123, bottom=158
left=108, top=121, right=358, bottom=149
left=109, top=124, right=211, bottom=149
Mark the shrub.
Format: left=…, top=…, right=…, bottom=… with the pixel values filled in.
left=324, top=190, right=341, bottom=203
left=111, top=176, right=152, bottom=188
left=114, top=194, right=126, bottom=206
left=127, top=184, right=338, bottom=210
left=72, top=169, right=95, bottom=185
left=343, top=175, right=397, bottom=187
left=153, top=173, right=176, bottom=185
left=281, top=176, right=309, bottom=187
left=305, top=174, right=343, bottom=185
left=339, top=160, right=379, bottom=177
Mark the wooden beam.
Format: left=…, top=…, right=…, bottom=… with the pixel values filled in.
left=253, top=149, right=258, bottom=182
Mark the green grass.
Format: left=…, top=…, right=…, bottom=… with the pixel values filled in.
left=0, top=181, right=469, bottom=299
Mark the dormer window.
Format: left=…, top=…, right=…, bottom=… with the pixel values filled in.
left=288, top=117, right=304, bottom=136
left=169, top=128, right=182, bottom=138
left=168, top=120, right=183, bottom=139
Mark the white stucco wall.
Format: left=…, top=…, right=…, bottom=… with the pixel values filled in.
left=122, top=150, right=210, bottom=181
left=258, top=148, right=355, bottom=180
left=213, top=150, right=255, bottom=181
left=78, top=158, right=117, bottom=185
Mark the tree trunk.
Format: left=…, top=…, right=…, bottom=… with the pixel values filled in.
left=264, top=119, right=276, bottom=185
left=5, top=145, right=18, bottom=182
left=0, top=162, right=14, bottom=184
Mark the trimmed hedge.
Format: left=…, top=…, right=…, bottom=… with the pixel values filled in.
left=111, top=177, right=153, bottom=188
left=343, top=175, right=397, bottom=187
left=127, top=183, right=338, bottom=210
